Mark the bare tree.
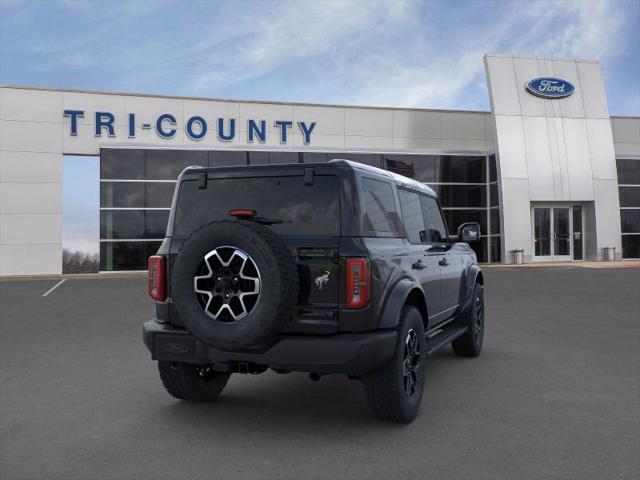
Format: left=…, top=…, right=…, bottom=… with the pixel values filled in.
left=62, top=249, right=99, bottom=274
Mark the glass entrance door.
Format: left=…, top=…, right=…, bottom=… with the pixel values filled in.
left=552, top=207, right=571, bottom=261
left=532, top=205, right=583, bottom=262
left=534, top=207, right=552, bottom=260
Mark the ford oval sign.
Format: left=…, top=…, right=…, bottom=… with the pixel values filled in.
left=526, top=77, right=575, bottom=99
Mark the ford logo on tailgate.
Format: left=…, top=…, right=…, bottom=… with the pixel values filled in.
left=526, top=77, right=575, bottom=99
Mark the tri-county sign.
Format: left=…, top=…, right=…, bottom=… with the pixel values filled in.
left=62, top=110, right=317, bottom=144
left=525, top=77, right=575, bottom=99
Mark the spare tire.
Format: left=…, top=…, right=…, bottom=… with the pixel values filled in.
left=172, top=220, right=299, bottom=350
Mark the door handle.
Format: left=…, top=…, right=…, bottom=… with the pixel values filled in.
left=412, top=260, right=426, bottom=270
left=438, top=257, right=450, bottom=267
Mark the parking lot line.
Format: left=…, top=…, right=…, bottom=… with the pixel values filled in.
left=42, top=279, right=66, bottom=297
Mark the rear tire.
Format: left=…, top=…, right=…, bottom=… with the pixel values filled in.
left=362, top=305, right=426, bottom=423
left=158, top=361, right=230, bottom=401
left=452, top=282, right=484, bottom=357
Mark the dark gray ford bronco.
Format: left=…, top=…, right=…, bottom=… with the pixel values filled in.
left=144, top=159, right=484, bottom=422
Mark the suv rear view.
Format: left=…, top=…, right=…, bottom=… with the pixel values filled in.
left=144, top=160, right=485, bottom=422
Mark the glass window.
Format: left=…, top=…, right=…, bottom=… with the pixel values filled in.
left=490, top=236, right=501, bottom=263
left=101, top=210, right=169, bottom=240
left=146, top=150, right=207, bottom=180
left=398, top=189, right=426, bottom=243
left=145, top=210, right=170, bottom=239
left=429, top=184, right=486, bottom=208
left=209, top=150, right=248, bottom=167
left=437, top=155, right=486, bottom=183
left=619, top=186, right=640, bottom=207
left=622, top=235, right=640, bottom=258
left=489, top=155, right=497, bottom=182
left=248, top=151, right=269, bottom=165
left=174, top=175, right=341, bottom=237
left=617, top=159, right=640, bottom=185
left=490, top=208, right=501, bottom=235
left=469, top=237, right=488, bottom=263
left=100, top=241, right=161, bottom=271
left=441, top=209, right=487, bottom=236
left=420, top=195, right=448, bottom=243
left=302, top=152, right=327, bottom=163
left=100, top=149, right=145, bottom=180
left=385, top=154, right=439, bottom=182
left=100, top=210, right=145, bottom=239
left=269, top=152, right=300, bottom=164
left=621, top=209, right=640, bottom=233
left=361, top=177, right=400, bottom=235
left=333, top=153, right=382, bottom=168
left=146, top=182, right=176, bottom=208
left=100, top=182, right=145, bottom=208
left=490, top=183, right=499, bottom=206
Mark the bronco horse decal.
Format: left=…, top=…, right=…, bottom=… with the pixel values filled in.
left=314, top=271, right=330, bottom=290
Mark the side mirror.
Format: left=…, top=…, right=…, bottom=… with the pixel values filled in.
left=457, top=222, right=481, bottom=243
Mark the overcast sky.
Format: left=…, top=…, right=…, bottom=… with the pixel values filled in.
left=1, top=0, right=639, bottom=253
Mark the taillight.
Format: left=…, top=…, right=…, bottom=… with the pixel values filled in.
left=148, top=255, right=166, bottom=302
left=346, top=258, right=370, bottom=309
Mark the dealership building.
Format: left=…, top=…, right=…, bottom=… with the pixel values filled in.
left=0, top=53, right=639, bottom=275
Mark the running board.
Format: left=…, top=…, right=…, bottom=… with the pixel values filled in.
left=424, top=325, right=468, bottom=357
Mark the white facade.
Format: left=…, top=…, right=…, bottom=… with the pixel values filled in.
left=1, top=53, right=639, bottom=275
left=484, top=54, right=631, bottom=262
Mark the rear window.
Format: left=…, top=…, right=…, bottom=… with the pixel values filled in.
left=173, top=175, right=340, bottom=236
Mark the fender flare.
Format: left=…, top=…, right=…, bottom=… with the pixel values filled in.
left=459, top=265, right=483, bottom=313
left=378, top=278, right=427, bottom=330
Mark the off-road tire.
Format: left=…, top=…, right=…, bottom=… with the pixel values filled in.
left=158, top=361, right=230, bottom=401
left=362, top=305, right=426, bottom=423
left=452, top=282, right=484, bottom=357
left=172, top=220, right=299, bottom=350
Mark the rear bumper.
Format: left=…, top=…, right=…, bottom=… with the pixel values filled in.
left=143, top=319, right=397, bottom=374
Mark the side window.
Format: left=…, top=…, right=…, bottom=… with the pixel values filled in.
left=361, top=177, right=401, bottom=236
left=420, top=195, right=448, bottom=243
left=398, top=189, right=427, bottom=243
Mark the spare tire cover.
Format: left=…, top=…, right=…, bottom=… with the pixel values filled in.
left=172, top=220, right=299, bottom=350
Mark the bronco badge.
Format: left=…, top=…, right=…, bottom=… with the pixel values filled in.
left=314, top=271, right=330, bottom=290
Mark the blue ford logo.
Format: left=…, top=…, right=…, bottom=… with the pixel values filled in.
left=526, top=77, right=575, bottom=99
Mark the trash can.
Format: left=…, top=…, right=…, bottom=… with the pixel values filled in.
left=513, top=249, right=524, bottom=265
left=604, top=246, right=616, bottom=262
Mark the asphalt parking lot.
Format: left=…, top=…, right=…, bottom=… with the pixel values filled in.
left=1, top=267, right=639, bottom=480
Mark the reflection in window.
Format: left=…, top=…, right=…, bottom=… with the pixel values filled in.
left=420, top=196, right=448, bottom=243
left=269, top=152, right=300, bottom=164
left=146, top=150, right=207, bottom=180
left=490, top=209, right=501, bottom=235
left=100, top=210, right=145, bottom=239
left=361, top=177, right=399, bottom=235
left=100, top=210, right=168, bottom=239
left=617, top=158, right=640, bottom=184
left=621, top=210, right=640, bottom=233
left=209, top=150, right=248, bottom=167
left=146, top=182, right=176, bottom=208
left=145, top=210, right=170, bottom=238
left=100, top=149, right=145, bottom=179
left=248, top=151, right=269, bottom=165
left=442, top=209, right=487, bottom=236
left=302, top=152, right=328, bottom=163
left=489, top=155, right=497, bottom=182
left=621, top=235, right=640, bottom=258
left=398, top=189, right=426, bottom=243
left=490, top=236, right=501, bottom=262
left=619, top=186, right=640, bottom=207
left=100, top=241, right=161, bottom=271
left=430, top=184, right=486, bottom=208
left=100, top=182, right=145, bottom=208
